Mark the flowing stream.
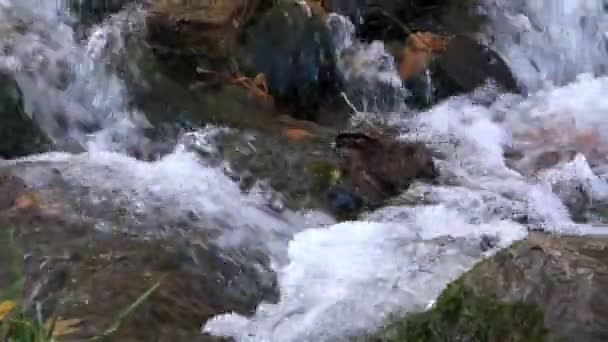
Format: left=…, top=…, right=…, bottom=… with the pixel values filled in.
left=1, top=0, right=608, bottom=341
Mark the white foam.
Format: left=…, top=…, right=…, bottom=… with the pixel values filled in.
left=327, top=13, right=409, bottom=113
left=3, top=2, right=608, bottom=342
left=203, top=5, right=608, bottom=341
left=481, top=0, right=608, bottom=92
left=0, top=1, right=148, bottom=151
left=10, top=145, right=310, bottom=264
left=204, top=208, right=527, bottom=341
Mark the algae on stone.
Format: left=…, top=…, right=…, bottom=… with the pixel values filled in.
left=370, top=278, right=546, bottom=342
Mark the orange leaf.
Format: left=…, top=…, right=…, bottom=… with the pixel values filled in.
left=46, top=317, right=82, bottom=337
left=283, top=128, right=315, bottom=142
left=14, top=192, right=41, bottom=210
left=0, top=300, right=16, bottom=320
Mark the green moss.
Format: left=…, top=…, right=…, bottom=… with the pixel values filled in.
left=307, top=160, right=341, bottom=197
left=371, top=279, right=546, bottom=342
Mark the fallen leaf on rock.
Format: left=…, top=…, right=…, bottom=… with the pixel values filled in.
left=46, top=317, right=82, bottom=337
left=408, top=32, right=450, bottom=53
left=14, top=192, right=41, bottom=210
left=305, top=0, right=327, bottom=18
left=283, top=128, right=315, bottom=142
left=232, top=73, right=273, bottom=103
left=0, top=301, right=16, bottom=320
left=399, top=32, right=449, bottom=80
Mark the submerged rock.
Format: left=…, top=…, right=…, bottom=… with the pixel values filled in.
left=0, top=73, right=50, bottom=158
left=372, top=233, right=608, bottom=341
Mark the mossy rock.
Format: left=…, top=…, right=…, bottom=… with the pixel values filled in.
left=0, top=169, right=278, bottom=341
left=370, top=278, right=546, bottom=342
left=0, top=73, right=50, bottom=158
left=371, top=233, right=608, bottom=341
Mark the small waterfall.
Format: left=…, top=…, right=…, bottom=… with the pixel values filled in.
left=0, top=1, right=312, bottom=266
left=480, top=0, right=608, bottom=92
left=328, top=13, right=410, bottom=114
left=1, top=1, right=608, bottom=341
left=0, top=0, right=148, bottom=152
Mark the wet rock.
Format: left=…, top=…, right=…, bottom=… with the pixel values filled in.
left=0, top=172, right=28, bottom=211
left=237, top=1, right=338, bottom=118
left=397, top=31, right=449, bottom=80
left=334, top=132, right=438, bottom=208
left=142, top=0, right=342, bottom=123
left=435, top=35, right=519, bottom=93
left=0, top=73, right=51, bottom=158
left=67, top=0, right=132, bottom=27
left=324, top=184, right=364, bottom=219
left=116, top=31, right=280, bottom=132
left=0, top=167, right=278, bottom=342
left=325, top=0, right=486, bottom=41
left=373, top=233, right=608, bottom=341
left=404, top=34, right=519, bottom=108
left=325, top=0, right=447, bottom=42
left=146, top=0, right=259, bottom=63
left=211, top=126, right=339, bottom=211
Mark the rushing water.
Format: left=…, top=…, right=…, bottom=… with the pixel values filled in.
left=1, top=1, right=608, bottom=341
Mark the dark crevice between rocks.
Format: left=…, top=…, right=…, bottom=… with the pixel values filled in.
left=0, top=73, right=52, bottom=159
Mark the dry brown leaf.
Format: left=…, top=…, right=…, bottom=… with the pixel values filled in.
left=305, top=0, right=328, bottom=19
left=14, top=192, right=41, bottom=210
left=46, top=317, right=82, bottom=337
left=233, top=73, right=274, bottom=103
left=283, top=128, right=315, bottom=142
left=407, top=32, right=449, bottom=53
left=399, top=32, right=450, bottom=80
left=0, top=300, right=16, bottom=320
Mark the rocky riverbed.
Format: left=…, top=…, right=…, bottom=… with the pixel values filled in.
left=1, top=0, right=608, bottom=341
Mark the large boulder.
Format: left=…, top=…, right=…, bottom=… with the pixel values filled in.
left=0, top=161, right=278, bottom=341
left=372, top=233, right=608, bottom=341
left=0, top=73, right=50, bottom=158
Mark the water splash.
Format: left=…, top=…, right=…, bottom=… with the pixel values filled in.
left=328, top=13, right=409, bottom=113
left=204, top=3, right=608, bottom=341
left=205, top=211, right=527, bottom=341
left=2, top=1, right=608, bottom=341
left=0, top=0, right=148, bottom=151
left=481, top=0, right=608, bottom=92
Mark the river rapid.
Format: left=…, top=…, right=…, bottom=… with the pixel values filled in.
left=1, top=0, right=608, bottom=341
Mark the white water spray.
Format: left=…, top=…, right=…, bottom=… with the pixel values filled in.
left=205, top=2, right=608, bottom=341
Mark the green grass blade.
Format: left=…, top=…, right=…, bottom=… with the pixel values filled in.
left=90, top=275, right=165, bottom=341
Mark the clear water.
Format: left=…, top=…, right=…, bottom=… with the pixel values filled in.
left=0, top=1, right=607, bottom=341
